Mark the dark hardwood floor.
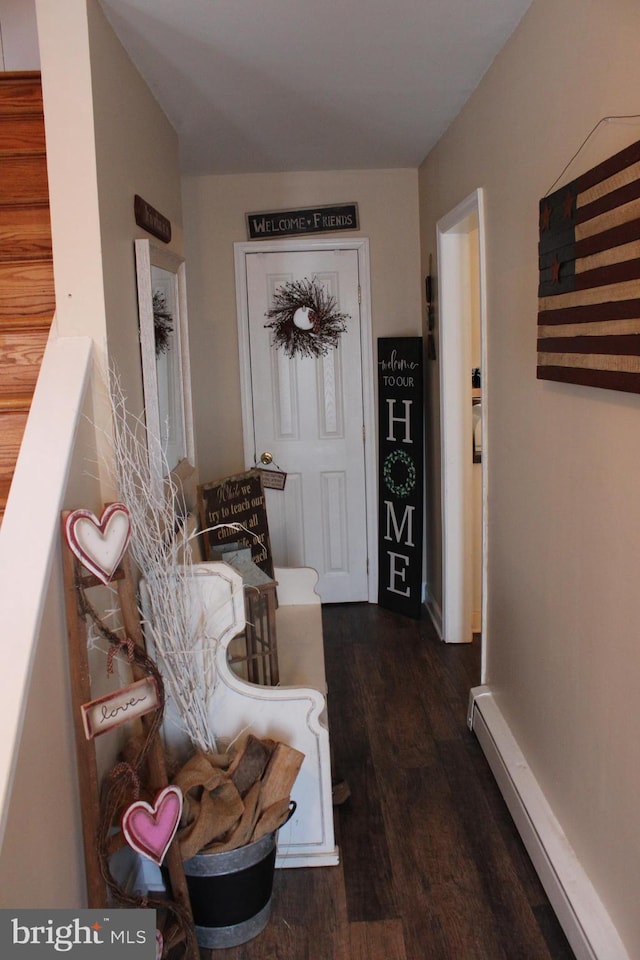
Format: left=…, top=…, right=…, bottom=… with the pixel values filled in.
left=203, top=603, right=576, bottom=960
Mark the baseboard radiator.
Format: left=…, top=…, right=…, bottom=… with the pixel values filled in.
left=468, top=687, right=630, bottom=960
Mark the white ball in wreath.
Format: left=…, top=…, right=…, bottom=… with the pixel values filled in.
left=293, top=306, right=316, bottom=331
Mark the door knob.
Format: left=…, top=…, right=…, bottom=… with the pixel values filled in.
left=260, top=451, right=274, bottom=465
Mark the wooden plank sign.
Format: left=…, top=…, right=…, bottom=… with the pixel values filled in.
left=134, top=194, right=171, bottom=244
left=198, top=469, right=274, bottom=578
left=377, top=338, right=424, bottom=619
left=81, top=676, right=160, bottom=740
left=537, top=137, right=640, bottom=393
left=246, top=203, right=358, bottom=240
left=259, top=467, right=287, bottom=491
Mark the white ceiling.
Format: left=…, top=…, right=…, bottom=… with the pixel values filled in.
left=99, top=0, right=533, bottom=176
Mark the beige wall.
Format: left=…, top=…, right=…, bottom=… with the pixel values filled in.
left=38, top=0, right=183, bottom=424
left=419, top=0, right=640, bottom=952
left=37, top=0, right=106, bottom=345
left=88, top=0, right=183, bottom=418
left=0, top=0, right=40, bottom=70
left=182, top=169, right=421, bottom=482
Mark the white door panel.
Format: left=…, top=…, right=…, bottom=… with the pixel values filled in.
left=245, top=249, right=367, bottom=602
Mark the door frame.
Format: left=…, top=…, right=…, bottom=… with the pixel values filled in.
left=436, top=189, right=488, bottom=671
left=234, top=237, right=378, bottom=603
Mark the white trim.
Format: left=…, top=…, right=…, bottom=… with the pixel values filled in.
left=478, top=190, right=489, bottom=680
left=468, top=687, right=631, bottom=960
left=234, top=237, right=378, bottom=603
left=424, top=583, right=443, bottom=639
left=436, top=189, right=488, bottom=665
left=135, top=240, right=196, bottom=500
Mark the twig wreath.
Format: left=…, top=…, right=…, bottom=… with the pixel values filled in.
left=153, top=289, right=173, bottom=356
left=264, top=277, right=349, bottom=359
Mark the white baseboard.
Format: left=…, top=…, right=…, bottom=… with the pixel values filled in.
left=424, top=584, right=443, bottom=639
left=275, top=848, right=339, bottom=869
left=468, top=687, right=630, bottom=960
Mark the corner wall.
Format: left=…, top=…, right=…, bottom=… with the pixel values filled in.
left=87, top=0, right=183, bottom=418
left=37, top=0, right=183, bottom=429
left=181, top=169, right=421, bottom=482
left=419, top=0, right=640, bottom=953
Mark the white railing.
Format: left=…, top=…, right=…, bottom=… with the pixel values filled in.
left=0, top=329, right=93, bottom=848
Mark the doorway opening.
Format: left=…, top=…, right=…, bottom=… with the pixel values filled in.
left=436, top=189, right=487, bottom=675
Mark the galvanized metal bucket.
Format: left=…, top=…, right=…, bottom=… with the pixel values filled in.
left=182, top=802, right=296, bottom=949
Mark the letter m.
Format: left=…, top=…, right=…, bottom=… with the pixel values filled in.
left=383, top=501, right=415, bottom=546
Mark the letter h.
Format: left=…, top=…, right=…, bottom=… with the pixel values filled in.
left=386, top=399, right=413, bottom=443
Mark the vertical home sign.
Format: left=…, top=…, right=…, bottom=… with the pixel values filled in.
left=378, top=338, right=423, bottom=619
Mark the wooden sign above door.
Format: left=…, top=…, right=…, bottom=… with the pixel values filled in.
left=246, top=203, right=359, bottom=240
left=134, top=194, right=172, bottom=244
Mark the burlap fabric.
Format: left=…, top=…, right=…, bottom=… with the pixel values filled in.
left=174, top=740, right=294, bottom=861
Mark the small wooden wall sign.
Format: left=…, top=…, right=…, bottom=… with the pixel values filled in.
left=81, top=676, right=161, bottom=740
left=198, top=469, right=274, bottom=579
left=246, top=203, right=359, bottom=240
left=259, top=468, right=287, bottom=491
left=134, top=194, right=172, bottom=244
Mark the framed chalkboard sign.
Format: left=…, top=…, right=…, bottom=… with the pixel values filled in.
left=198, top=469, right=274, bottom=579
left=377, top=337, right=424, bottom=619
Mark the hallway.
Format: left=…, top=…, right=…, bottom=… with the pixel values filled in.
left=206, top=603, right=576, bottom=959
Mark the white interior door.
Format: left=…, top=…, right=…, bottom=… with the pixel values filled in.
left=243, top=247, right=368, bottom=602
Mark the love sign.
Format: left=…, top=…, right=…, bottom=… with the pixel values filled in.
left=65, top=503, right=131, bottom=584
left=122, top=785, right=183, bottom=866
left=81, top=677, right=160, bottom=740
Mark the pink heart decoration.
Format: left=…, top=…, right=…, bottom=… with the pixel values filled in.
left=155, top=929, right=163, bottom=960
left=65, top=503, right=131, bottom=584
left=122, top=785, right=183, bottom=866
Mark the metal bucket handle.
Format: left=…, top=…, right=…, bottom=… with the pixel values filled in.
left=281, top=800, right=296, bottom=828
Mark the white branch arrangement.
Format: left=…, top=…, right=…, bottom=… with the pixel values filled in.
left=107, top=373, right=244, bottom=755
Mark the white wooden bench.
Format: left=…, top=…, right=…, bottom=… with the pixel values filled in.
left=143, top=563, right=338, bottom=869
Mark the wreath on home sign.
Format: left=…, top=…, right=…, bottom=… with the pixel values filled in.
left=264, top=277, right=349, bottom=359
left=383, top=449, right=416, bottom=499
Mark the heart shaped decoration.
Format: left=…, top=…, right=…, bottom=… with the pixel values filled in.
left=65, top=503, right=131, bottom=584
left=155, top=929, right=163, bottom=960
left=122, top=785, right=183, bottom=866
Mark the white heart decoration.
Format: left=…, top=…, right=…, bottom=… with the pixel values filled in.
left=122, top=785, right=183, bottom=867
left=65, top=503, right=132, bottom=584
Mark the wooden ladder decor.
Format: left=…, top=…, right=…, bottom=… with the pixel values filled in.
left=60, top=510, right=197, bottom=960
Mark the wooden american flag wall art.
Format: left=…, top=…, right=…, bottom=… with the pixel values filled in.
left=537, top=137, right=640, bottom=393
